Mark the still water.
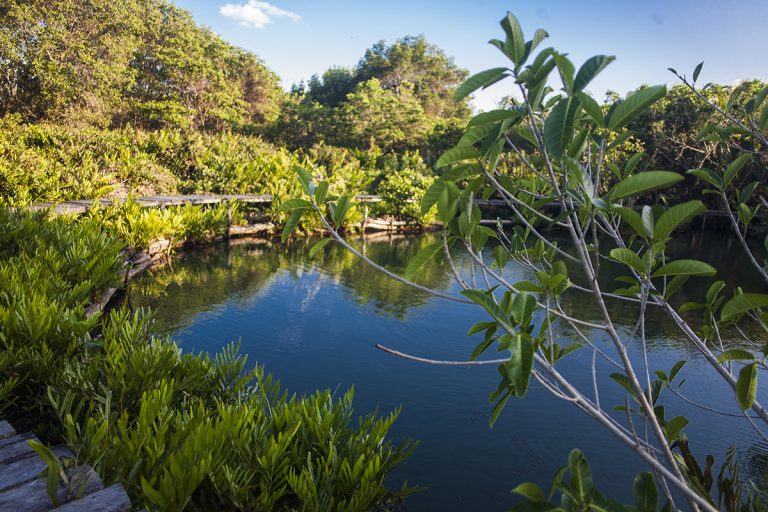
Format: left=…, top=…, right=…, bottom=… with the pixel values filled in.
left=128, top=232, right=768, bottom=511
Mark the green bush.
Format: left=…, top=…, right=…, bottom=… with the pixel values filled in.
left=0, top=210, right=417, bottom=510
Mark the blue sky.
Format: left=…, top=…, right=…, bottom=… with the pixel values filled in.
left=174, top=0, right=768, bottom=111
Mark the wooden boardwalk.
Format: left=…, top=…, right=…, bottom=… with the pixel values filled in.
left=0, top=421, right=131, bottom=512
left=27, top=194, right=274, bottom=216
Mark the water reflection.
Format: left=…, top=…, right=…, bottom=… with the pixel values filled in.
left=128, top=231, right=768, bottom=511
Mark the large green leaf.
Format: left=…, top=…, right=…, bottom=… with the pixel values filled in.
left=652, top=259, right=716, bottom=277
left=573, top=55, right=615, bottom=92
left=468, top=109, right=522, bottom=127
left=723, top=153, right=752, bottom=188
left=553, top=53, right=574, bottom=92
left=308, top=238, right=332, bottom=259
left=607, top=85, right=667, bottom=131
left=281, top=209, right=303, bottom=243
left=435, top=146, right=481, bottom=168
left=505, top=334, right=533, bottom=397
left=461, top=289, right=517, bottom=334
left=608, top=171, right=683, bottom=200
left=421, top=180, right=446, bottom=214
left=454, top=67, right=509, bottom=101
left=634, top=472, right=658, bottom=512
left=721, top=293, right=768, bottom=322
left=653, top=200, right=706, bottom=240
left=609, top=248, right=645, bottom=274
left=277, top=198, right=312, bottom=213
left=576, top=92, right=604, bottom=126
left=569, top=449, right=593, bottom=501
left=716, top=349, right=755, bottom=363
left=500, top=12, right=526, bottom=66
left=614, top=207, right=651, bottom=238
left=686, top=168, right=722, bottom=189
left=543, top=96, right=581, bottom=158
left=404, top=242, right=442, bottom=281
left=736, top=363, right=758, bottom=411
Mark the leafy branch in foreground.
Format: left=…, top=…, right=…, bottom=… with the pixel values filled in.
left=284, top=11, right=768, bottom=512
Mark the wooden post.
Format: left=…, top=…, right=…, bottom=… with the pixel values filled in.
left=226, top=201, right=232, bottom=241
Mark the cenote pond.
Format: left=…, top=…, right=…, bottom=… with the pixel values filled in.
left=127, top=231, right=768, bottom=511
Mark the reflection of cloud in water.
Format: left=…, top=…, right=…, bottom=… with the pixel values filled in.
left=301, top=273, right=326, bottom=313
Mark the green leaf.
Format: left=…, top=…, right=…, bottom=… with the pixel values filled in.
left=576, top=92, right=604, bottom=126
left=665, top=416, right=689, bottom=441
left=717, top=349, right=756, bottom=363
left=634, top=472, right=658, bottom=512
left=462, top=289, right=517, bottom=334
left=314, top=181, right=329, bottom=203
left=500, top=12, right=526, bottom=66
left=421, top=180, right=446, bottom=214
left=624, top=152, right=645, bottom=177
left=652, top=259, right=716, bottom=277
left=404, top=242, right=442, bottom=281
left=607, top=85, right=667, bottom=131
left=308, top=238, right=332, bottom=259
left=544, top=96, right=581, bottom=158
left=527, top=29, right=549, bottom=56
left=435, top=147, right=481, bottom=168
left=608, top=171, right=683, bottom=200
left=454, top=67, right=510, bottom=101
left=281, top=209, right=304, bottom=243
left=686, top=168, right=722, bottom=189
left=489, top=391, right=511, bottom=427
left=468, top=321, right=497, bottom=336
left=332, top=194, right=352, bottom=226
left=736, top=363, right=758, bottom=411
left=609, top=248, right=645, bottom=274
left=692, top=62, right=704, bottom=83
left=573, top=55, right=615, bottom=92
left=723, top=153, right=752, bottom=188
left=721, top=293, right=768, bottom=322
left=294, top=165, right=313, bottom=195
left=278, top=198, right=312, bottom=212
left=468, top=109, right=522, bottom=127
left=653, top=200, right=706, bottom=240
left=553, top=53, right=574, bottom=92
left=506, top=334, right=533, bottom=397
left=569, top=449, right=593, bottom=501
left=614, top=207, right=651, bottom=238
left=512, top=482, right=545, bottom=502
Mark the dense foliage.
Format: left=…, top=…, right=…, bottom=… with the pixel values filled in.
left=0, top=0, right=281, bottom=130
left=0, top=209, right=416, bottom=510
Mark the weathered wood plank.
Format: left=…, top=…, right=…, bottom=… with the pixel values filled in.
left=0, top=433, right=36, bottom=464
left=0, top=446, right=72, bottom=493
left=50, top=484, right=130, bottom=512
left=0, top=423, right=14, bottom=441
left=0, top=465, right=102, bottom=512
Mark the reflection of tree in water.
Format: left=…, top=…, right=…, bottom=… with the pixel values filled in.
left=313, top=233, right=452, bottom=318
left=128, top=242, right=280, bottom=335
left=129, top=233, right=454, bottom=333
left=550, top=230, right=768, bottom=351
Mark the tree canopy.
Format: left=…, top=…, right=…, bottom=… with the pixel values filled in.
left=0, top=0, right=282, bottom=130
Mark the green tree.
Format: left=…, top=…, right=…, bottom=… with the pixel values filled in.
left=341, top=78, right=432, bottom=152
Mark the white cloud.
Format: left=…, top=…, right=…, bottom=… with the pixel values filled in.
left=219, top=1, right=299, bottom=28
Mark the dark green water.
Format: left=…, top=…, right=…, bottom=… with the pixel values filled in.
left=128, top=232, right=768, bottom=511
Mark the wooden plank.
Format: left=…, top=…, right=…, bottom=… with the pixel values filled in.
left=0, top=433, right=36, bottom=464
left=50, top=484, right=130, bottom=512
left=0, top=446, right=72, bottom=493
left=0, top=465, right=102, bottom=512
left=0, top=423, right=14, bottom=441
